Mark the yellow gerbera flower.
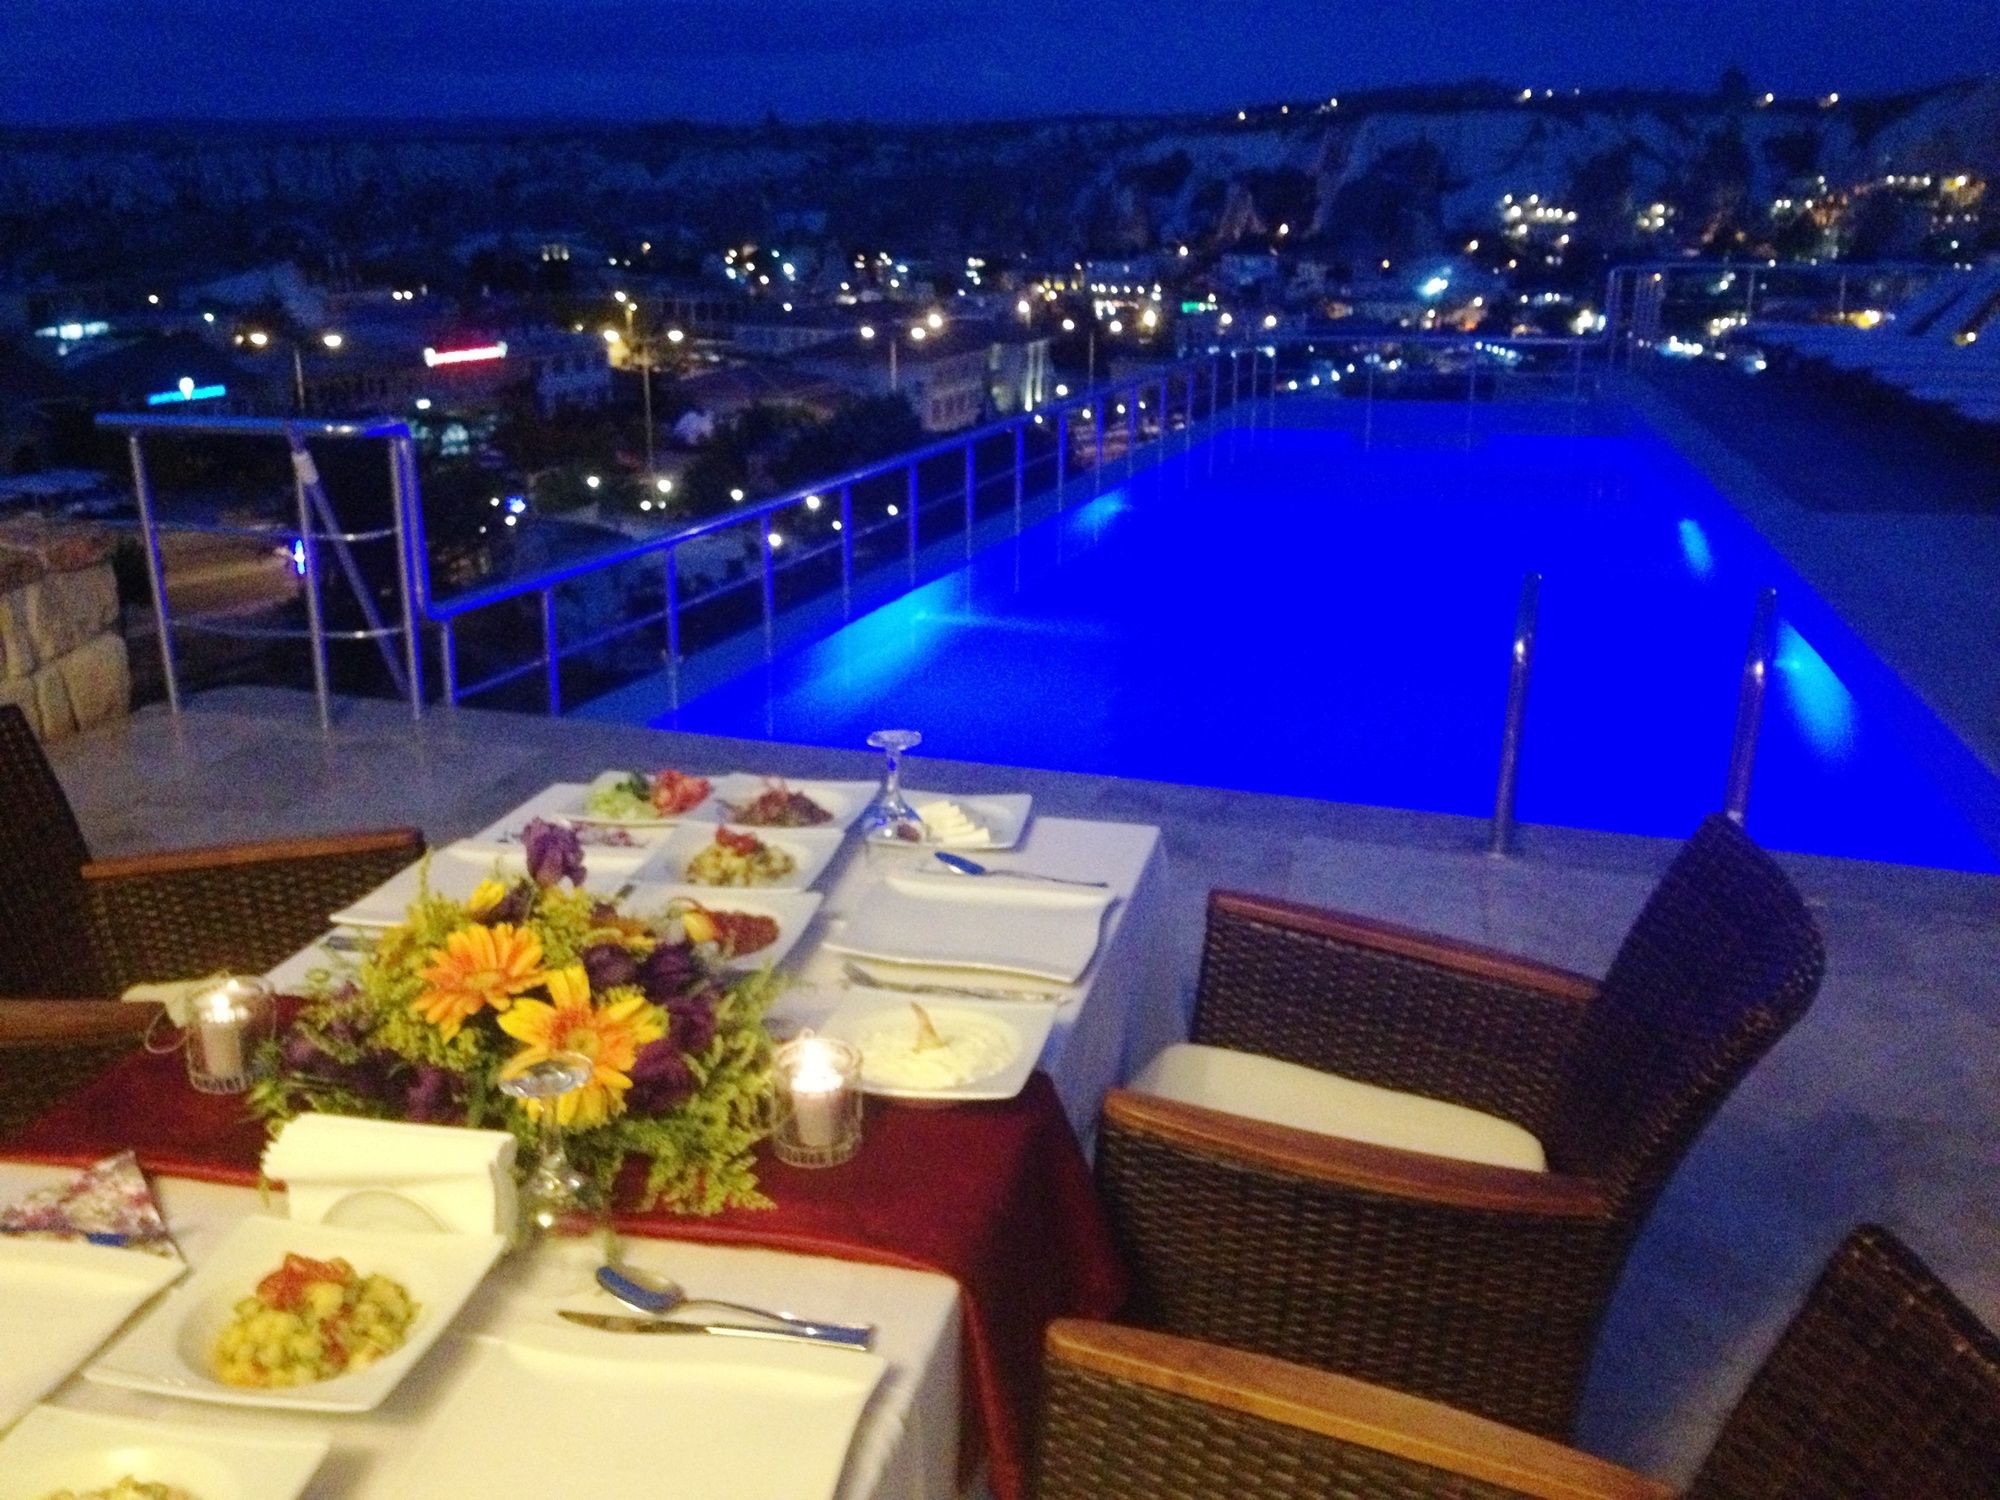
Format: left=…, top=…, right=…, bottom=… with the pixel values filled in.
left=412, top=923, right=546, bottom=1040
left=465, top=878, right=510, bottom=918
left=498, top=966, right=666, bottom=1128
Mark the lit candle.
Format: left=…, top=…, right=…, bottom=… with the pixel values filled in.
left=788, top=1038, right=847, bottom=1149
left=197, top=989, right=246, bottom=1083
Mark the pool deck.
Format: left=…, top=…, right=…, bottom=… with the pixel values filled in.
left=45, top=686, right=2000, bottom=1486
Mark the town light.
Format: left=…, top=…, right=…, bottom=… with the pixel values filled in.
left=1061, top=318, right=1076, bottom=332
left=248, top=331, right=269, bottom=347
left=655, top=477, right=673, bottom=493
left=1262, top=314, right=1278, bottom=329
left=909, top=326, right=927, bottom=341
left=1107, top=319, right=1123, bottom=334
left=603, top=328, right=621, bottom=343
left=730, top=487, right=746, bottom=502
left=859, top=325, right=877, bottom=339
left=666, top=329, right=685, bottom=343
left=926, top=311, right=943, bottom=329
left=1054, top=383, right=1069, bottom=397
left=1016, top=299, right=1031, bottom=318
left=585, top=475, right=601, bottom=489
left=1140, top=308, right=1158, bottom=329
left=613, top=290, right=628, bottom=303
left=321, top=332, right=343, bottom=350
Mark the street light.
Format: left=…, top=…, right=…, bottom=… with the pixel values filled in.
left=320, top=332, right=344, bottom=350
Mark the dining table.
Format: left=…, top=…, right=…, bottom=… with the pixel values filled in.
left=1, top=784, right=1176, bottom=1500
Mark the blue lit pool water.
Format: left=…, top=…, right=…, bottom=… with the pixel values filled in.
left=661, top=411, right=2000, bottom=872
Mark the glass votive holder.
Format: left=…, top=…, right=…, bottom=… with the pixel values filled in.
left=185, top=976, right=276, bottom=1094
left=771, top=1034, right=862, bottom=1169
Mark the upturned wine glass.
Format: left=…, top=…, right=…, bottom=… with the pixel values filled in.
left=499, top=1049, right=604, bottom=1251
left=857, top=728, right=926, bottom=858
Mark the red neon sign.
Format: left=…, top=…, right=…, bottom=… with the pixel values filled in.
left=422, top=341, right=508, bottom=367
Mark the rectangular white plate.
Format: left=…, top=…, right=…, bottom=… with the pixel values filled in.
left=623, top=886, right=825, bottom=971
left=461, top=783, right=676, bottom=854
left=0, top=1406, right=327, bottom=1500
left=695, top=775, right=880, bottom=832
left=569, top=770, right=724, bottom=827
left=86, top=1216, right=505, bottom=1413
left=0, top=1236, right=185, bottom=1432
left=825, top=872, right=1117, bottom=983
left=819, top=991, right=1056, bottom=1102
left=907, top=793, right=1033, bottom=851
left=636, top=824, right=846, bottom=892
left=364, top=1323, right=885, bottom=1500
left=329, top=844, right=648, bottom=929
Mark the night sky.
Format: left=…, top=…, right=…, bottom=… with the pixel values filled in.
left=6, top=0, right=1995, bottom=125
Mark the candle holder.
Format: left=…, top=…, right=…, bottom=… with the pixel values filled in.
left=771, top=1034, right=862, bottom=1168
left=185, top=976, right=276, bottom=1094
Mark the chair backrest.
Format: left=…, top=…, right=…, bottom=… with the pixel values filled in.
left=0, top=704, right=103, bottom=996
left=1686, top=1224, right=2000, bottom=1500
left=1551, top=815, right=1823, bottom=1226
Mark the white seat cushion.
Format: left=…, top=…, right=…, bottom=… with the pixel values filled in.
left=1130, top=1043, right=1547, bottom=1173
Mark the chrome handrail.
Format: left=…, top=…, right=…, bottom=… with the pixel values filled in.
left=1489, top=571, right=1541, bottom=857
left=1725, top=586, right=1780, bottom=822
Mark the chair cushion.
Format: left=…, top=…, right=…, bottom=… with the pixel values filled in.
left=1130, top=1043, right=1548, bottom=1173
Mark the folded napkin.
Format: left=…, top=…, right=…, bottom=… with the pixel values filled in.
left=0, top=1150, right=181, bottom=1258
left=262, top=1114, right=517, bottom=1237
left=120, top=975, right=226, bottom=1026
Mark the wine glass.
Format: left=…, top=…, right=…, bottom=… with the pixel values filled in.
left=499, top=1050, right=605, bottom=1256
left=857, top=729, right=926, bottom=860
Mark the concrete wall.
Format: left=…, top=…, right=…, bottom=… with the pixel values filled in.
left=0, top=521, right=130, bottom=740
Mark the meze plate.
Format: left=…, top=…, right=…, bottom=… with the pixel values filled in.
left=0, top=1406, right=327, bottom=1500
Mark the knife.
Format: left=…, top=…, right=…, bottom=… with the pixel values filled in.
left=558, top=1309, right=876, bottom=1351
left=841, top=960, right=1063, bottom=1004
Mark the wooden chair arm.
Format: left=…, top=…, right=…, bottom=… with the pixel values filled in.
left=81, top=827, right=424, bottom=881
left=1211, top=891, right=1601, bottom=1002
left=1103, top=1089, right=1610, bottom=1219
left=0, top=998, right=160, bottom=1046
left=1046, top=1320, right=1673, bottom=1500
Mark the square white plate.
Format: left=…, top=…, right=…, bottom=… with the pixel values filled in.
left=818, top=991, right=1056, bottom=1102
left=329, top=844, right=648, bottom=929
left=907, top=793, right=1033, bottom=851
left=695, top=775, right=880, bottom=832
left=825, top=871, right=1117, bottom=983
left=623, top=886, right=825, bottom=971
left=461, top=784, right=676, bottom=855
left=0, top=1237, right=185, bottom=1432
left=569, top=770, right=724, bottom=827
left=365, top=1323, right=885, bottom=1500
left=0, top=1406, right=327, bottom=1500
left=636, top=824, right=846, bottom=892
left=86, top=1216, right=506, bottom=1413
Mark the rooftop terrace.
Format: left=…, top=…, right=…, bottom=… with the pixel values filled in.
left=42, top=683, right=2000, bottom=1486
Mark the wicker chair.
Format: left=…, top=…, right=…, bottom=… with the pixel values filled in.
left=0, top=999, right=162, bottom=1140
left=0, top=704, right=423, bottom=998
left=1096, top=814, right=1825, bottom=1439
left=1037, top=1226, right=2000, bottom=1500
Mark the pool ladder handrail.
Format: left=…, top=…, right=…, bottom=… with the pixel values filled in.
left=1488, top=571, right=1541, bottom=857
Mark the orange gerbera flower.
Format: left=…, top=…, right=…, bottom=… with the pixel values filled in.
left=412, top=923, right=547, bottom=1040
left=498, top=966, right=666, bottom=1128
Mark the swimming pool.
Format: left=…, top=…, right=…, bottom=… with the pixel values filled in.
left=659, top=404, right=2000, bottom=872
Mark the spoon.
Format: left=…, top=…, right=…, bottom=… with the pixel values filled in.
left=932, top=851, right=1108, bottom=887
left=596, top=1262, right=876, bottom=1342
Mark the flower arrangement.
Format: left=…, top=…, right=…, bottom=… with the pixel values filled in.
left=250, top=821, right=780, bottom=1215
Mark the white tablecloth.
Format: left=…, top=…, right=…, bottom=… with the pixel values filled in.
left=0, top=1165, right=961, bottom=1500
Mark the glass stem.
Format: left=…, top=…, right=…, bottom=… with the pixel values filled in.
left=537, top=1099, right=567, bottom=1179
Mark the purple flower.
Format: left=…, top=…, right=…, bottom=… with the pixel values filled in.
left=403, top=1065, right=460, bottom=1123
left=667, top=985, right=720, bottom=1057
left=581, top=942, right=640, bottom=991
left=636, top=940, right=697, bottom=1003
left=280, top=1031, right=331, bottom=1073
left=626, top=1038, right=697, bottom=1112
left=521, top=818, right=586, bottom=888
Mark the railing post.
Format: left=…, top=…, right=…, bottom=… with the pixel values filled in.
left=1363, top=360, right=1376, bottom=449
left=289, top=438, right=332, bottom=731
left=663, top=545, right=682, bottom=707
left=385, top=435, right=424, bottom=719
left=1094, top=401, right=1105, bottom=472
left=1056, top=409, right=1069, bottom=509
left=905, top=463, right=920, bottom=583
left=1465, top=353, right=1479, bottom=449
left=1724, top=587, right=1779, bottom=823
left=540, top=587, right=560, bottom=715
left=124, top=433, right=181, bottom=715
left=838, top=484, right=854, bottom=615
left=1124, top=391, right=1137, bottom=476
left=1489, top=571, right=1541, bottom=857
left=1230, top=351, right=1241, bottom=409
left=963, top=440, right=977, bottom=557
left=439, top=617, right=457, bottom=707
left=1012, top=425, right=1025, bottom=533
left=759, top=523, right=777, bottom=659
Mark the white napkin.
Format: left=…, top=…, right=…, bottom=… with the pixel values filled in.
left=120, top=975, right=222, bottom=1026
left=262, top=1114, right=518, bottom=1237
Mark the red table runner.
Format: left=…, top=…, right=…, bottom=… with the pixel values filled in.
left=3, top=1048, right=1126, bottom=1500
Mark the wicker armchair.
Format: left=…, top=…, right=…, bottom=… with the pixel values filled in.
left=0, top=705, right=423, bottom=998
left=0, top=999, right=161, bottom=1140
left=1036, top=1227, right=2000, bottom=1500
left=1096, top=814, right=1825, bottom=1438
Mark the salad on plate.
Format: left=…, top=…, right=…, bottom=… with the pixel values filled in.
left=583, top=769, right=712, bottom=822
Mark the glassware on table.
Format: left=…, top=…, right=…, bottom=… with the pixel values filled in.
left=180, top=976, right=277, bottom=1095
left=498, top=1049, right=606, bottom=1250
left=771, top=1034, right=863, bottom=1168
left=857, top=728, right=927, bottom=862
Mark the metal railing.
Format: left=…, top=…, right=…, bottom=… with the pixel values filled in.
left=1724, top=587, right=1780, bottom=822
left=1488, top=572, right=1541, bottom=856
left=94, top=413, right=427, bottom=730
left=429, top=349, right=1274, bottom=715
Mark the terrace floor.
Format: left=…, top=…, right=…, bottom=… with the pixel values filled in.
left=46, top=686, right=2000, bottom=1486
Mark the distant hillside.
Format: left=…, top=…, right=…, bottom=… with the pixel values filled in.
left=1, top=77, right=1994, bottom=283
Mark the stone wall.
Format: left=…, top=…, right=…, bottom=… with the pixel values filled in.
left=0, top=519, right=131, bottom=740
